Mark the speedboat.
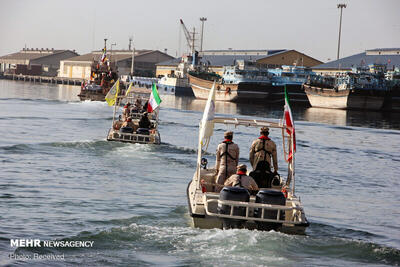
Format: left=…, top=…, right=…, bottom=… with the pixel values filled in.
left=186, top=83, right=309, bottom=234
left=106, top=90, right=161, bottom=145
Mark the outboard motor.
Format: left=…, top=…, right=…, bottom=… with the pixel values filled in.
left=255, top=189, right=286, bottom=231
left=249, top=161, right=274, bottom=188
left=136, top=128, right=150, bottom=135
left=120, top=126, right=133, bottom=133
left=218, top=187, right=250, bottom=229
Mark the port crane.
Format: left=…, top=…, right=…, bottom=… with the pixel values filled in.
left=180, top=19, right=196, bottom=55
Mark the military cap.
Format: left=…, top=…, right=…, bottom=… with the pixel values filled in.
left=260, top=126, right=269, bottom=133
left=237, top=164, right=247, bottom=170
left=224, top=131, right=233, bottom=137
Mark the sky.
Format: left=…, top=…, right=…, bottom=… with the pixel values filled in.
left=1, top=0, right=399, bottom=63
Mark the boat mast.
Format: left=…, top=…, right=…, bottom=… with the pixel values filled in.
left=130, top=37, right=135, bottom=76
left=336, top=4, right=347, bottom=60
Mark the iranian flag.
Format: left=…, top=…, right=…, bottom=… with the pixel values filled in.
left=284, top=86, right=296, bottom=161
left=147, top=83, right=162, bottom=112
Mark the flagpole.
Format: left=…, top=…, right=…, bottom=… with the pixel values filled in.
left=291, top=134, right=295, bottom=195
left=111, top=79, right=119, bottom=127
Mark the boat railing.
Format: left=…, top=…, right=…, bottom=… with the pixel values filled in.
left=204, top=199, right=304, bottom=224
left=213, top=117, right=285, bottom=130
left=108, top=129, right=159, bottom=144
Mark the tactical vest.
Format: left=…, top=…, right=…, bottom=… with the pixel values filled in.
left=255, top=139, right=271, bottom=163
left=220, top=141, right=237, bottom=178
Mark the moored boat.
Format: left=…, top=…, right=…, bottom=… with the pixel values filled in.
left=187, top=83, right=309, bottom=234
left=158, top=75, right=193, bottom=96
left=304, top=70, right=389, bottom=110
left=189, top=61, right=309, bottom=104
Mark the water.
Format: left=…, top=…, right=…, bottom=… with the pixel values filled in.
left=0, top=79, right=399, bottom=266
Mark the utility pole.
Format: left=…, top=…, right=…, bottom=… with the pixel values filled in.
left=200, top=17, right=207, bottom=52
left=337, top=4, right=347, bottom=60
left=128, top=37, right=133, bottom=51
left=130, top=41, right=135, bottom=76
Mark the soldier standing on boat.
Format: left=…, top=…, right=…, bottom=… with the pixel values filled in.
left=123, top=102, right=131, bottom=120
left=215, top=131, right=239, bottom=192
left=224, top=164, right=259, bottom=191
left=249, top=127, right=278, bottom=173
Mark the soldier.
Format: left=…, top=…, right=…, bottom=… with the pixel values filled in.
left=224, top=164, right=259, bottom=191
left=138, top=112, right=151, bottom=129
left=121, top=117, right=134, bottom=129
left=249, top=127, right=278, bottom=173
left=122, top=102, right=131, bottom=120
left=215, top=131, right=239, bottom=192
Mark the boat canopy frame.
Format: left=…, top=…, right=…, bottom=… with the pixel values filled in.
left=195, top=116, right=296, bottom=196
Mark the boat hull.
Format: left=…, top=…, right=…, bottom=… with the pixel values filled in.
left=186, top=179, right=309, bottom=234
left=158, top=77, right=194, bottom=96
left=78, top=91, right=106, bottom=101
left=188, top=74, right=308, bottom=104
left=382, top=85, right=400, bottom=112
left=107, top=129, right=161, bottom=145
left=304, top=84, right=386, bottom=110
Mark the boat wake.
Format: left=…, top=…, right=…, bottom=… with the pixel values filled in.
left=9, top=207, right=400, bottom=266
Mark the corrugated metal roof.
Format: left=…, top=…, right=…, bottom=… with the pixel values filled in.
left=366, top=48, right=400, bottom=52
left=0, top=50, right=72, bottom=61
left=201, top=49, right=286, bottom=55
left=63, top=50, right=159, bottom=63
left=157, top=50, right=295, bottom=67
left=313, top=50, right=400, bottom=70
left=200, top=54, right=268, bottom=66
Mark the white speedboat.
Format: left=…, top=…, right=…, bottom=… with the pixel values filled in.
left=187, top=84, right=309, bottom=234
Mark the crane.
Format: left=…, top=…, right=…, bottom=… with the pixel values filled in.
left=180, top=19, right=195, bottom=55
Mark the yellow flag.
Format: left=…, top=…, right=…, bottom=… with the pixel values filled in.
left=105, top=79, right=120, bottom=106
left=125, top=82, right=133, bottom=96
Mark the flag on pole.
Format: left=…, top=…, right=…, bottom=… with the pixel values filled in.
left=100, top=48, right=107, bottom=63
left=147, top=83, right=162, bottom=112
left=284, top=85, right=296, bottom=161
left=105, top=79, right=120, bottom=106
left=125, top=82, right=133, bottom=96
left=199, top=81, right=216, bottom=147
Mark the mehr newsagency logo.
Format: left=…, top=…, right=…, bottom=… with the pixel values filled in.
left=10, top=239, right=94, bottom=248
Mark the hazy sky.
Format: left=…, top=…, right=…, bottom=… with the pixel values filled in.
left=1, top=0, right=399, bottom=62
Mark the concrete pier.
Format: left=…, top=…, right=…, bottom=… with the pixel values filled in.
left=1, top=74, right=84, bottom=86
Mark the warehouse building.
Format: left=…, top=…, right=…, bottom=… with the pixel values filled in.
left=312, top=48, right=400, bottom=75
left=0, top=48, right=79, bottom=76
left=156, top=49, right=322, bottom=77
left=59, top=49, right=173, bottom=79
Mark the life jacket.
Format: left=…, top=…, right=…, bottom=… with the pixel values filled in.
left=220, top=139, right=237, bottom=178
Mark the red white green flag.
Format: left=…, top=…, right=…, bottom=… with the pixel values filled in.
left=147, top=83, right=162, bottom=113
left=284, top=86, right=296, bottom=161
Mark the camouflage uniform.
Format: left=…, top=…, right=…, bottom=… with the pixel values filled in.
left=224, top=173, right=259, bottom=191
left=215, top=132, right=239, bottom=191
left=249, top=127, right=278, bottom=172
